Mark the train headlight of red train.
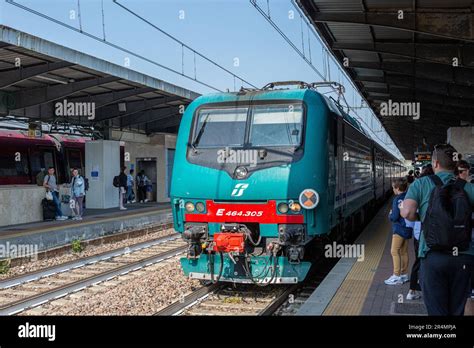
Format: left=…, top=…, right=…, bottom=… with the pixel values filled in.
left=299, top=189, right=319, bottom=209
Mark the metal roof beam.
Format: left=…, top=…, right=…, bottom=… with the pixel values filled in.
left=312, top=12, right=474, bottom=42
left=146, top=114, right=182, bottom=132
left=333, top=42, right=474, bottom=68
left=10, top=75, right=120, bottom=111
left=95, top=95, right=184, bottom=122
left=119, top=106, right=180, bottom=128
left=0, top=61, right=74, bottom=89
left=9, top=86, right=157, bottom=119
left=350, top=61, right=474, bottom=86
left=358, top=75, right=474, bottom=100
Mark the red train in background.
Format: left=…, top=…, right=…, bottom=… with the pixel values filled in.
left=0, top=129, right=88, bottom=185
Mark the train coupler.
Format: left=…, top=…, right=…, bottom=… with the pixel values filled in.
left=182, top=223, right=208, bottom=259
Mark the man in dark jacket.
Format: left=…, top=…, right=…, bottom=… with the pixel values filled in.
left=118, top=166, right=128, bottom=210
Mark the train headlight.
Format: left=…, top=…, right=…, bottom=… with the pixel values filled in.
left=299, top=189, right=319, bottom=209
left=195, top=202, right=205, bottom=213
left=289, top=202, right=302, bottom=212
left=278, top=202, right=289, bottom=214
left=185, top=202, right=195, bottom=212
left=234, top=166, right=248, bottom=179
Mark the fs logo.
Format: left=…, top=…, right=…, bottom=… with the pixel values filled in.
left=231, top=183, right=249, bottom=197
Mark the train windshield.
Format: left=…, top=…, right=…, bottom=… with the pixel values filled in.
left=192, top=103, right=303, bottom=148
left=193, top=107, right=248, bottom=147
left=249, top=104, right=303, bottom=146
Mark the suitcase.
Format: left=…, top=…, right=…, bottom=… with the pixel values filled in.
left=42, top=198, right=56, bottom=221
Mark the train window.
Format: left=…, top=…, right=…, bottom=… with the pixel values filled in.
left=67, top=149, right=83, bottom=175
left=29, top=150, right=42, bottom=177
left=249, top=104, right=303, bottom=146
left=192, top=107, right=248, bottom=147
left=0, top=151, right=28, bottom=177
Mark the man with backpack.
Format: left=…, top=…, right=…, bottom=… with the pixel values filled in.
left=116, top=166, right=128, bottom=210
left=401, top=144, right=474, bottom=315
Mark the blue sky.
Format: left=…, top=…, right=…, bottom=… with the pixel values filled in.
left=0, top=0, right=402, bottom=158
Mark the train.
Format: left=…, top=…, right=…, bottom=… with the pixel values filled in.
left=170, top=82, right=405, bottom=284
left=0, top=129, right=128, bottom=186
left=0, top=130, right=89, bottom=185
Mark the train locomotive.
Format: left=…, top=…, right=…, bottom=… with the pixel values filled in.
left=170, top=81, right=404, bottom=284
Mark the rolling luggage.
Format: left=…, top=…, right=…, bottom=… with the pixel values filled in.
left=42, top=198, right=56, bottom=221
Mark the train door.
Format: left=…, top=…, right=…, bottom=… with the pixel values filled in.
left=136, top=158, right=157, bottom=202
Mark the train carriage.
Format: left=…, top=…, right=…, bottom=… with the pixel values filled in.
left=170, top=82, right=404, bottom=284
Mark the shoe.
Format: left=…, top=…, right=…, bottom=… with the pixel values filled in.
left=120, top=207, right=127, bottom=210
left=56, top=216, right=68, bottom=221
left=144, top=199, right=149, bottom=203
left=127, top=201, right=131, bottom=204
left=406, top=290, right=422, bottom=300
left=384, top=275, right=402, bottom=285
left=399, top=274, right=409, bottom=283
left=131, top=200, right=136, bottom=203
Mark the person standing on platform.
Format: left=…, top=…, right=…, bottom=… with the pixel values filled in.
left=406, top=220, right=422, bottom=300
left=126, top=169, right=135, bottom=204
left=70, top=168, right=85, bottom=220
left=136, top=170, right=148, bottom=203
left=455, top=160, right=474, bottom=299
left=385, top=177, right=413, bottom=285
left=401, top=144, right=474, bottom=315
left=118, top=166, right=128, bottom=211
left=43, top=167, right=68, bottom=221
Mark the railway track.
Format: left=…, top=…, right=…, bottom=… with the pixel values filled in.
left=0, top=233, right=187, bottom=315
left=156, top=282, right=299, bottom=316
left=156, top=254, right=339, bottom=316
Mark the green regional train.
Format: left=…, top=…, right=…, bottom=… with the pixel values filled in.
left=170, top=81, right=405, bottom=285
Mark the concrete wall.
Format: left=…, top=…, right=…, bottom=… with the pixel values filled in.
left=111, top=131, right=177, bottom=203
left=447, top=126, right=474, bottom=160
left=85, top=140, right=121, bottom=209
left=0, top=185, right=44, bottom=227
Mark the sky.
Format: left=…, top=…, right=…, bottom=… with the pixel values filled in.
left=0, top=0, right=403, bottom=159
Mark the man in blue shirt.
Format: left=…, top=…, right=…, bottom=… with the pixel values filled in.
left=401, top=144, right=474, bottom=315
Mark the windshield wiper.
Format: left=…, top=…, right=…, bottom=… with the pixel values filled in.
left=190, top=114, right=210, bottom=152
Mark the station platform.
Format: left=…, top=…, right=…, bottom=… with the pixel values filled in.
left=0, top=202, right=172, bottom=254
left=297, top=201, right=474, bottom=316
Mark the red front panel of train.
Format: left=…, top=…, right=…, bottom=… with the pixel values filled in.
left=184, top=200, right=304, bottom=224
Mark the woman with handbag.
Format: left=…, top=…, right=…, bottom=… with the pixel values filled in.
left=70, top=168, right=85, bottom=220
left=43, top=167, right=68, bottom=221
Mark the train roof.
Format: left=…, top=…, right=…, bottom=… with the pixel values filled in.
left=194, top=88, right=371, bottom=139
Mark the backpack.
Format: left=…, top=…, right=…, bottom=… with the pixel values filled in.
left=84, top=177, right=89, bottom=191
left=113, top=176, right=120, bottom=188
left=423, top=175, right=472, bottom=252
left=137, top=175, right=145, bottom=187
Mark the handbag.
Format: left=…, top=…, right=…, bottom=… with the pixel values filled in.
left=45, top=191, right=53, bottom=201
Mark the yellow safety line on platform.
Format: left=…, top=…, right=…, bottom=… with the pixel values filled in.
left=323, top=202, right=391, bottom=315
left=1, top=207, right=171, bottom=238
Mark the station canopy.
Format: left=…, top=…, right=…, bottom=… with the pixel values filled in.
left=0, top=25, right=200, bottom=137
left=297, top=0, right=474, bottom=159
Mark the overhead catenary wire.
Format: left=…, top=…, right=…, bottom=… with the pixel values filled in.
left=112, top=0, right=258, bottom=89
left=251, top=0, right=403, bottom=160
left=5, top=0, right=257, bottom=93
